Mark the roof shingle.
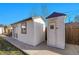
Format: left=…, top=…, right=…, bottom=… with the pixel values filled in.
left=46, top=12, right=66, bottom=19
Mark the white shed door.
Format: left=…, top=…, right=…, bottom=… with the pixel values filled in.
left=47, top=23, right=56, bottom=47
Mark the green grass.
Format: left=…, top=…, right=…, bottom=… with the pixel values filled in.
left=0, top=36, right=26, bottom=55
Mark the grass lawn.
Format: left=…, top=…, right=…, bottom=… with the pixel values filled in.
left=0, top=36, right=26, bottom=55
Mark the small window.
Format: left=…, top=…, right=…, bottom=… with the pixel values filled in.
left=21, top=22, right=27, bottom=34
left=50, top=25, right=54, bottom=29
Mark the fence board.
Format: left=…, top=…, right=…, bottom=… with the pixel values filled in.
left=65, top=22, right=79, bottom=45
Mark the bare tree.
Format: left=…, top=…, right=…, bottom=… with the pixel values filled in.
left=41, top=4, right=48, bottom=18
left=31, top=7, right=38, bottom=17
left=73, top=15, right=79, bottom=22
left=41, top=4, right=48, bottom=26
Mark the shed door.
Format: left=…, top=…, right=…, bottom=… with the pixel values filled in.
left=47, top=22, right=56, bottom=47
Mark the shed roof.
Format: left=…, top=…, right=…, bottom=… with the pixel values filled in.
left=11, top=16, right=44, bottom=25
left=46, top=12, right=66, bottom=19
left=11, top=17, right=32, bottom=25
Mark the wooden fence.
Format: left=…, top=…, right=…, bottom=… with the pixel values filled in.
left=65, top=22, right=79, bottom=45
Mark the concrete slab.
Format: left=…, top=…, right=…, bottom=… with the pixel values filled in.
left=1, top=35, right=79, bottom=55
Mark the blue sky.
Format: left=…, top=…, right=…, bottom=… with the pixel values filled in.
left=0, top=3, right=79, bottom=25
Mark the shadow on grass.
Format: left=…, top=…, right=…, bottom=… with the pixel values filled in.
left=0, top=36, right=28, bottom=55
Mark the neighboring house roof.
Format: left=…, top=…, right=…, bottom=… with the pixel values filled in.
left=0, top=24, right=4, bottom=27
left=46, top=12, right=66, bottom=19
left=11, top=17, right=32, bottom=25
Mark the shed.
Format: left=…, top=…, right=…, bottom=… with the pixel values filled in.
left=11, top=16, right=45, bottom=46
left=46, top=12, right=66, bottom=49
